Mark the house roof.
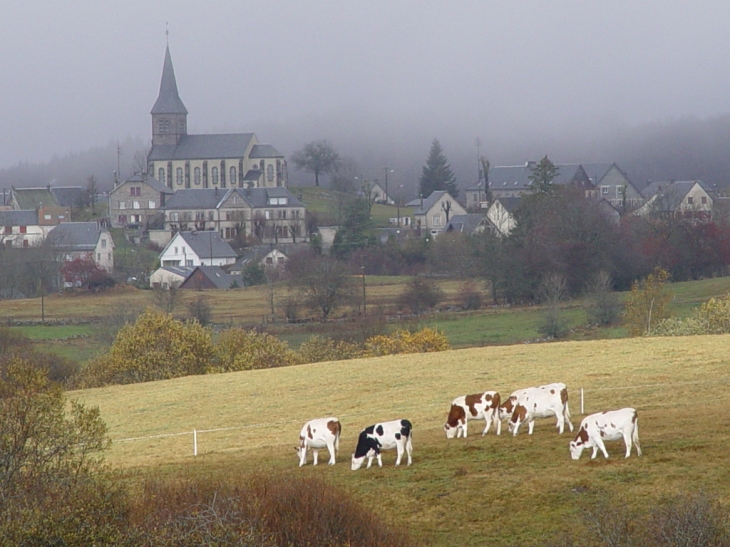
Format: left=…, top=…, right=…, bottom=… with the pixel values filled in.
left=12, top=187, right=60, bottom=209
left=47, top=222, right=107, bottom=251
left=494, top=196, right=522, bottom=213
left=579, top=163, right=616, bottom=185
left=50, top=186, right=85, bottom=207
left=163, top=187, right=304, bottom=211
left=413, top=191, right=450, bottom=214
left=249, top=144, right=283, bottom=158
left=640, top=180, right=708, bottom=211
left=0, top=209, right=38, bottom=226
left=155, top=265, right=191, bottom=279
left=444, top=214, right=487, bottom=234
left=148, top=133, right=256, bottom=161
left=180, top=266, right=238, bottom=289
left=114, top=172, right=173, bottom=194
left=177, top=230, right=237, bottom=259
left=150, top=45, right=188, bottom=115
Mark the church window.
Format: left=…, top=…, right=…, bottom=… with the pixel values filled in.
left=176, top=168, right=183, bottom=186
left=158, top=118, right=171, bottom=133
left=158, top=168, right=165, bottom=183
left=267, top=164, right=274, bottom=182
left=230, top=167, right=236, bottom=186
left=212, top=167, right=219, bottom=185
left=194, top=167, right=201, bottom=185
left=220, top=161, right=226, bottom=188
left=178, top=118, right=185, bottom=133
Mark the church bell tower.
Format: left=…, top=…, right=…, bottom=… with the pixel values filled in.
left=151, top=45, right=188, bottom=147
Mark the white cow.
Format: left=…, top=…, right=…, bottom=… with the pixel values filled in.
left=295, top=417, right=341, bottom=466
left=351, top=419, right=413, bottom=470
left=444, top=391, right=502, bottom=438
left=570, top=408, right=641, bottom=460
left=508, top=382, right=574, bottom=436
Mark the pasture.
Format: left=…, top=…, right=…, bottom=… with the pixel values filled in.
left=72, top=334, right=730, bottom=546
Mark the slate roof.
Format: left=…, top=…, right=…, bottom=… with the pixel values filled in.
left=494, top=196, right=522, bottom=213
left=112, top=172, right=173, bottom=195
left=413, top=191, right=450, bottom=214
left=444, top=214, right=487, bottom=234
left=157, top=265, right=190, bottom=279
left=163, top=187, right=304, bottom=210
left=151, top=45, right=188, bottom=115
left=50, top=186, right=85, bottom=207
left=0, top=209, right=38, bottom=226
left=180, top=266, right=238, bottom=290
left=12, top=187, right=60, bottom=209
left=249, top=144, right=283, bottom=158
left=148, top=133, right=256, bottom=161
left=47, top=222, right=106, bottom=251
left=488, top=162, right=581, bottom=192
left=640, top=180, right=697, bottom=201
left=579, top=163, right=616, bottom=185
left=177, top=230, right=237, bottom=259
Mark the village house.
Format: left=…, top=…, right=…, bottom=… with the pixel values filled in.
left=109, top=172, right=173, bottom=229
left=486, top=197, right=522, bottom=236
left=158, top=230, right=237, bottom=269
left=46, top=221, right=115, bottom=272
left=635, top=180, right=714, bottom=219
left=0, top=210, right=46, bottom=248
left=7, top=186, right=72, bottom=227
left=178, top=265, right=239, bottom=290
left=412, top=191, right=467, bottom=237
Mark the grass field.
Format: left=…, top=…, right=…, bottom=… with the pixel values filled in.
left=72, top=334, right=730, bottom=546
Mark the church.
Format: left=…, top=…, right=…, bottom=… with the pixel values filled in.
left=146, top=46, right=288, bottom=191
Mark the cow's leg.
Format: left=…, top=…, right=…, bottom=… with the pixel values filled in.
left=366, top=456, right=374, bottom=469
left=557, top=415, right=565, bottom=435
left=481, top=415, right=491, bottom=436
left=326, top=440, right=336, bottom=465
left=591, top=445, right=599, bottom=459
left=622, top=433, right=632, bottom=458
left=395, top=442, right=404, bottom=466
left=312, top=449, right=319, bottom=466
left=406, top=435, right=413, bottom=465
left=462, top=419, right=468, bottom=438
left=494, top=414, right=502, bottom=436
left=298, top=447, right=307, bottom=467
left=594, top=437, right=609, bottom=459
left=527, top=419, right=535, bottom=435
left=376, top=453, right=383, bottom=468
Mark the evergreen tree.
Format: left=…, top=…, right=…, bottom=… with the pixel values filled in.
left=528, top=155, right=560, bottom=195
left=419, top=139, right=458, bottom=198
left=331, top=198, right=376, bottom=260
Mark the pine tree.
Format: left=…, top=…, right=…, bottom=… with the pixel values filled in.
left=419, top=139, right=458, bottom=198
left=528, top=155, right=560, bottom=195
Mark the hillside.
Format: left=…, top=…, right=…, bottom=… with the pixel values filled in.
left=73, top=335, right=730, bottom=546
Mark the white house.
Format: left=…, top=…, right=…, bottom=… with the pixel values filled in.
left=149, top=265, right=190, bottom=289
left=635, top=180, right=713, bottom=219
left=412, top=191, right=467, bottom=237
left=158, top=230, right=237, bottom=268
left=486, top=197, right=522, bottom=236
left=46, top=222, right=115, bottom=272
left=0, top=210, right=47, bottom=247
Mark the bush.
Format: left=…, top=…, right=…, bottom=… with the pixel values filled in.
left=585, top=271, right=623, bottom=326
left=214, top=328, right=299, bottom=372
left=365, top=328, right=450, bottom=356
left=78, top=309, right=214, bottom=387
left=298, top=334, right=367, bottom=363
left=187, top=296, right=212, bottom=326
left=458, top=280, right=483, bottom=310
left=651, top=294, right=730, bottom=337
left=623, top=267, right=673, bottom=336
left=396, top=276, right=444, bottom=315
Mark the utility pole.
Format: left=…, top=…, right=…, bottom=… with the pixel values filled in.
left=383, top=167, right=394, bottom=203
left=361, top=261, right=366, bottom=318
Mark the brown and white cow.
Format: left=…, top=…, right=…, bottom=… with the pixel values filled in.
left=295, top=417, right=341, bottom=466
left=444, top=391, right=502, bottom=438
left=570, top=408, right=641, bottom=460
left=507, top=382, right=573, bottom=436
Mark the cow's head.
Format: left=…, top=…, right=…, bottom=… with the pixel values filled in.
left=569, top=428, right=589, bottom=460
left=444, top=423, right=459, bottom=439
left=444, top=404, right=465, bottom=439
left=351, top=452, right=372, bottom=471
left=295, top=436, right=307, bottom=464
left=499, top=397, right=517, bottom=421
left=507, top=404, right=526, bottom=432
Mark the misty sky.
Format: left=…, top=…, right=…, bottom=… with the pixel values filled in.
left=3, top=1, right=730, bottom=185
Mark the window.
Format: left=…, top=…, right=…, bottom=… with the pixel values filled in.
left=266, top=257, right=273, bottom=264
left=267, top=164, right=274, bottom=182
left=130, top=187, right=141, bottom=196
left=108, top=253, right=112, bottom=260
left=170, top=212, right=179, bottom=221
left=278, top=257, right=285, bottom=264
left=186, top=259, right=193, bottom=267
left=4, top=225, right=11, bottom=234
left=702, top=196, right=708, bottom=204
left=265, top=210, right=272, bottom=220
left=208, top=211, right=214, bottom=221
left=158, top=118, right=170, bottom=133
left=687, top=196, right=694, bottom=205
left=230, top=166, right=236, bottom=186
left=432, top=214, right=442, bottom=226
left=22, top=240, right=28, bottom=248
left=19, top=226, right=26, bottom=234
left=97, top=253, right=101, bottom=261
left=158, top=168, right=165, bottom=183
left=101, top=239, right=107, bottom=248
left=212, top=167, right=219, bottom=185
left=119, top=201, right=126, bottom=209
left=174, top=247, right=178, bottom=254
left=176, top=168, right=183, bottom=186
left=194, top=167, right=201, bottom=185
left=149, top=200, right=156, bottom=208
left=196, top=211, right=205, bottom=221
left=44, top=214, right=51, bottom=220
left=601, top=186, right=610, bottom=195
left=133, top=201, right=140, bottom=209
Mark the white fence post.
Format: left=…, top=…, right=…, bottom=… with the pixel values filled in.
left=580, top=388, right=584, bottom=415
left=193, top=429, right=198, bottom=456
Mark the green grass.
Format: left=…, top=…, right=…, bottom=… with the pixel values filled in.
left=10, top=324, right=94, bottom=340
left=292, top=185, right=400, bottom=227
left=72, top=335, right=730, bottom=546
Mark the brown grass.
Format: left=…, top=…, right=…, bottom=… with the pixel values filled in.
left=70, top=335, right=730, bottom=545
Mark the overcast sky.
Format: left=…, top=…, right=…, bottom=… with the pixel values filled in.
left=2, top=1, right=730, bottom=183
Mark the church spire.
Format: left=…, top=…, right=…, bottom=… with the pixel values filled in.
left=151, top=45, right=188, bottom=115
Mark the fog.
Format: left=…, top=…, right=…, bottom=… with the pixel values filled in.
left=2, top=1, right=730, bottom=192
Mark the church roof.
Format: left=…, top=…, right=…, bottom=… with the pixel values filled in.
left=250, top=144, right=284, bottom=158
left=148, top=133, right=256, bottom=161
left=151, top=45, right=188, bottom=115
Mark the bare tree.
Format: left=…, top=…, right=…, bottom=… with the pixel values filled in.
left=291, top=140, right=341, bottom=187
left=150, top=281, right=183, bottom=314
left=286, top=250, right=354, bottom=322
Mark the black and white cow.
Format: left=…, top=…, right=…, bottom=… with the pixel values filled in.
left=351, top=419, right=413, bottom=470
left=570, top=408, right=641, bottom=460
left=295, top=417, right=341, bottom=466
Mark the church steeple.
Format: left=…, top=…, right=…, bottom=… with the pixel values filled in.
left=151, top=45, right=188, bottom=146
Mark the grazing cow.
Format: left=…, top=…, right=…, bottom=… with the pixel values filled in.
left=570, top=408, right=641, bottom=460
left=295, top=417, right=341, bottom=466
left=444, top=391, right=502, bottom=438
left=351, top=419, right=413, bottom=470
left=508, top=382, right=574, bottom=436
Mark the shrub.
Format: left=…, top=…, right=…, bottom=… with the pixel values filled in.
left=652, top=317, right=710, bottom=337
left=396, top=276, right=444, bottom=315
left=187, top=296, right=212, bottom=326
left=214, top=328, right=299, bottom=372
left=298, top=335, right=366, bottom=363
left=622, top=267, right=673, bottom=336
left=458, top=280, right=483, bottom=310
left=78, top=309, right=214, bottom=387
left=585, top=271, right=623, bottom=326
left=365, top=328, right=450, bottom=356
left=651, top=294, right=730, bottom=337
